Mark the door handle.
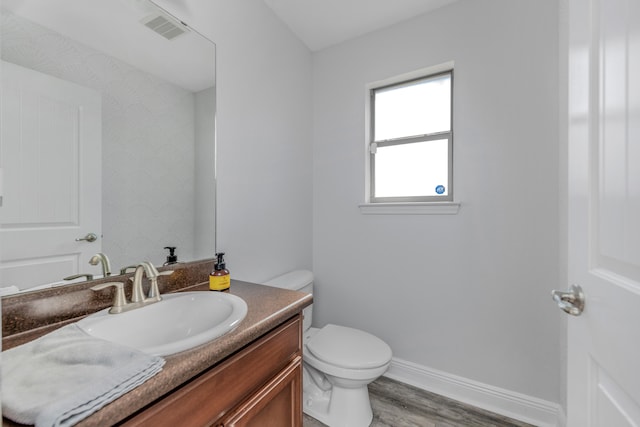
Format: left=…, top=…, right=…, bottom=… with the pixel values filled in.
left=75, top=233, right=98, bottom=243
left=551, top=284, right=585, bottom=316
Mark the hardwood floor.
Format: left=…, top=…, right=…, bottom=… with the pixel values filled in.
left=302, top=376, right=535, bottom=427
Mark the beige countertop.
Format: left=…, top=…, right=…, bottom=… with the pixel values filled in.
left=2, top=279, right=312, bottom=427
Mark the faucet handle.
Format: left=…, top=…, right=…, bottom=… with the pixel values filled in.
left=91, top=282, right=127, bottom=314
left=120, top=265, right=137, bottom=275
left=158, top=270, right=174, bottom=277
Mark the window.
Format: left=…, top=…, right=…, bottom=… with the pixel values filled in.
left=369, top=70, right=453, bottom=203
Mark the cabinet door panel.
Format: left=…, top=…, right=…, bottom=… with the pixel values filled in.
left=222, top=357, right=302, bottom=427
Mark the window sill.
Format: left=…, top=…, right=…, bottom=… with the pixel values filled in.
left=358, top=202, right=461, bottom=215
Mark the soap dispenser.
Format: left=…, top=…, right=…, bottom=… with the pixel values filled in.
left=209, top=252, right=230, bottom=292
left=163, top=246, right=178, bottom=265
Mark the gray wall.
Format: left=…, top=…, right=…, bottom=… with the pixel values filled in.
left=155, top=0, right=563, bottom=410
left=194, top=86, right=217, bottom=260
left=312, top=0, right=562, bottom=403
left=157, top=0, right=314, bottom=280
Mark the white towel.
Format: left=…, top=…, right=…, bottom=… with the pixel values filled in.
left=2, top=323, right=165, bottom=427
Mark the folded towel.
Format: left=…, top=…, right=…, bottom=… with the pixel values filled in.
left=2, top=323, right=165, bottom=427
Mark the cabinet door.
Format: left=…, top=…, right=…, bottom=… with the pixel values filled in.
left=120, top=316, right=302, bottom=427
left=222, top=357, right=302, bottom=427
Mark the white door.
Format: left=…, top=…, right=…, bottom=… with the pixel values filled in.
left=0, top=61, right=102, bottom=291
left=560, top=0, right=640, bottom=425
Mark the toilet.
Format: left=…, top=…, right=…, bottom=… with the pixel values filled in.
left=264, top=270, right=392, bottom=427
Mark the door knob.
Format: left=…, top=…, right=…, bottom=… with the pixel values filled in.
left=551, top=284, right=585, bottom=316
left=75, top=233, right=98, bottom=243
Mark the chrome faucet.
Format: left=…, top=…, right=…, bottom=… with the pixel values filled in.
left=91, top=262, right=173, bottom=314
left=138, top=261, right=174, bottom=302
left=89, top=253, right=112, bottom=278
left=130, top=264, right=148, bottom=304
left=141, top=262, right=161, bottom=302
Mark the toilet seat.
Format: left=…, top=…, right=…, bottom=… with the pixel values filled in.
left=306, top=324, right=392, bottom=369
left=265, top=270, right=391, bottom=427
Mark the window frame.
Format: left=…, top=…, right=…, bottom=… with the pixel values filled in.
left=368, top=69, right=454, bottom=203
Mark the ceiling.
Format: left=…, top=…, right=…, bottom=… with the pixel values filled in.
left=2, top=0, right=215, bottom=92
left=263, top=0, right=459, bottom=52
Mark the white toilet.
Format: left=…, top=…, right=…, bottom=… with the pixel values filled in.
left=264, top=270, right=392, bottom=427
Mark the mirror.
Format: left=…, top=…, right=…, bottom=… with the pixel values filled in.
left=0, top=0, right=216, bottom=295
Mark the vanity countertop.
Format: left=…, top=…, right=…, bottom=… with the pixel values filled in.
left=2, top=280, right=312, bottom=427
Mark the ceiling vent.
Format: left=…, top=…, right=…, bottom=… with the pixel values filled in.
left=140, top=12, right=189, bottom=40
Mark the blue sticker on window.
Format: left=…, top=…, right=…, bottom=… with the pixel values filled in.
left=435, top=185, right=445, bottom=194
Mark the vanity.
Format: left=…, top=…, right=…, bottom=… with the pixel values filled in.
left=2, top=260, right=312, bottom=427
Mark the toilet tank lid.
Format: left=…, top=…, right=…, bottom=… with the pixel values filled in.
left=263, top=269, right=313, bottom=291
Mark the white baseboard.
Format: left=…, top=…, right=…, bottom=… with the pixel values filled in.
left=384, top=357, right=564, bottom=427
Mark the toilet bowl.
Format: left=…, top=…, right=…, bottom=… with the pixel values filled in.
left=264, top=270, right=392, bottom=427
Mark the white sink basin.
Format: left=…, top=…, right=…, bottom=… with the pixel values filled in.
left=77, top=292, right=248, bottom=356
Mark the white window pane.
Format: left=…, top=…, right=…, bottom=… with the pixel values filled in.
left=374, top=139, right=449, bottom=198
left=374, top=74, right=451, bottom=141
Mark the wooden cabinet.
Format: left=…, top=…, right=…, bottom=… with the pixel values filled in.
left=219, top=359, right=301, bottom=427
left=120, top=315, right=302, bottom=427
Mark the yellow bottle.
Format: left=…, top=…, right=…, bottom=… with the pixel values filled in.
left=209, top=252, right=230, bottom=291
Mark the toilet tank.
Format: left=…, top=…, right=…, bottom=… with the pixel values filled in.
left=263, top=270, right=313, bottom=331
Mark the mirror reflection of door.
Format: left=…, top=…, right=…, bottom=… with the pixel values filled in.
left=1, top=2, right=216, bottom=292
left=0, top=61, right=102, bottom=293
